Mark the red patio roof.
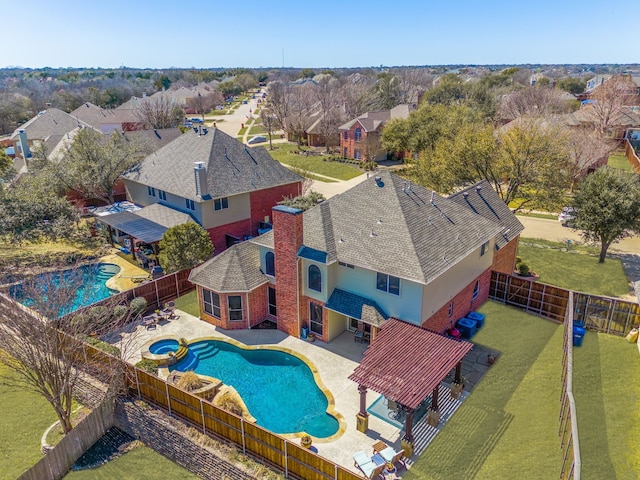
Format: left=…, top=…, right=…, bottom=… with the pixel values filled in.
left=348, top=319, right=473, bottom=410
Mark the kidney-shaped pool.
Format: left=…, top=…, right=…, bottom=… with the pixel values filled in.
left=166, top=339, right=340, bottom=438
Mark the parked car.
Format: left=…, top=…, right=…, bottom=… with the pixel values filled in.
left=190, top=117, right=204, bottom=124
left=558, top=207, right=575, bottom=226
left=247, top=135, right=267, bottom=144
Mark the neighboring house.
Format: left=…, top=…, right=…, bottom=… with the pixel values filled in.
left=9, top=108, right=95, bottom=174
left=585, top=74, right=612, bottom=94
left=189, top=172, right=523, bottom=343
left=70, top=102, right=147, bottom=133
left=338, top=104, right=414, bottom=161
left=122, top=127, right=303, bottom=254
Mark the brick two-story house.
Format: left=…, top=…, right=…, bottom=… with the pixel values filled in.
left=338, top=104, right=414, bottom=161
left=116, top=127, right=303, bottom=254
left=189, top=171, right=523, bottom=341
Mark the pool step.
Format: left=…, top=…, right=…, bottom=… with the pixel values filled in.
left=174, top=345, right=188, bottom=362
left=198, top=347, right=219, bottom=361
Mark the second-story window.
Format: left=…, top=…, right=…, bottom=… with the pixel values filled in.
left=308, top=265, right=322, bottom=292
left=158, top=190, right=167, bottom=201
left=214, top=197, right=229, bottom=211
left=343, top=131, right=348, bottom=140
left=185, top=199, right=195, bottom=210
left=265, top=252, right=275, bottom=276
left=480, top=241, right=489, bottom=256
left=147, top=186, right=156, bottom=197
left=354, top=127, right=362, bottom=142
left=376, top=272, right=400, bottom=295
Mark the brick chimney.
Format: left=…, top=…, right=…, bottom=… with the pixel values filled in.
left=272, top=205, right=303, bottom=337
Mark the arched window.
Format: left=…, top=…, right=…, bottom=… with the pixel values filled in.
left=472, top=280, right=480, bottom=301
left=354, top=127, right=362, bottom=142
left=265, top=252, right=275, bottom=276
left=308, top=265, right=322, bottom=292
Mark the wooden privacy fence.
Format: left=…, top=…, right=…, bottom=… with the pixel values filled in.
left=127, top=364, right=360, bottom=480
left=489, top=271, right=640, bottom=336
left=559, top=294, right=581, bottom=480
left=19, top=398, right=115, bottom=480
left=624, top=138, right=640, bottom=173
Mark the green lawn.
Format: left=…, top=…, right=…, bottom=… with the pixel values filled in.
left=174, top=290, right=200, bottom=317
left=266, top=143, right=362, bottom=181
left=0, top=366, right=59, bottom=480
left=64, top=445, right=198, bottom=479
left=517, top=242, right=630, bottom=297
left=573, top=332, right=640, bottom=478
left=608, top=153, right=632, bottom=172
left=406, top=302, right=563, bottom=479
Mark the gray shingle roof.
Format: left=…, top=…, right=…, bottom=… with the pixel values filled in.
left=301, top=171, right=503, bottom=284
left=70, top=102, right=144, bottom=129
left=124, top=128, right=302, bottom=201
left=448, top=180, right=524, bottom=249
left=338, top=104, right=414, bottom=132
left=135, top=203, right=194, bottom=229
left=189, top=241, right=268, bottom=293
left=11, top=108, right=93, bottom=140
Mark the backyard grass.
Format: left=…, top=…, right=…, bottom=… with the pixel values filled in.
left=608, top=153, right=632, bottom=172
left=64, top=445, right=198, bottom=479
left=517, top=241, right=630, bottom=297
left=0, top=365, right=59, bottom=480
left=174, top=290, right=200, bottom=317
left=573, top=332, right=640, bottom=479
left=267, top=143, right=362, bottom=181
left=406, top=302, right=563, bottom=479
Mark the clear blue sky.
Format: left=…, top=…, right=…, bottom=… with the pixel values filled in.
left=4, top=0, right=638, bottom=69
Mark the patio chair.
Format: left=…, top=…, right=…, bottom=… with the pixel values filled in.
left=386, top=399, right=404, bottom=421
left=379, top=446, right=407, bottom=470
left=353, top=451, right=385, bottom=479
left=164, top=300, right=178, bottom=319
left=142, top=315, right=157, bottom=330
left=354, top=323, right=370, bottom=343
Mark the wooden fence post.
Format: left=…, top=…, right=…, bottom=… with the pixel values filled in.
left=284, top=440, right=288, bottom=478
left=165, top=381, right=172, bottom=416
left=155, top=281, right=160, bottom=308
left=241, top=418, right=246, bottom=454
left=175, top=273, right=180, bottom=297
left=200, top=399, right=206, bottom=434
left=135, top=368, right=141, bottom=400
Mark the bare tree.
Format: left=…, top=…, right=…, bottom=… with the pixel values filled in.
left=260, top=107, right=277, bottom=150
left=392, top=68, right=433, bottom=105
left=186, top=91, right=223, bottom=119
left=285, top=82, right=316, bottom=147
left=586, top=75, right=640, bottom=135
left=337, top=73, right=377, bottom=119
left=135, top=94, right=184, bottom=128
left=0, top=271, right=144, bottom=433
left=566, top=126, right=615, bottom=188
left=498, top=86, right=574, bottom=122
left=313, top=75, right=343, bottom=152
left=266, top=80, right=289, bottom=130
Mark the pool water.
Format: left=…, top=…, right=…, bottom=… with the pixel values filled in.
left=149, top=339, right=179, bottom=354
left=169, top=340, right=339, bottom=437
left=11, top=263, right=120, bottom=316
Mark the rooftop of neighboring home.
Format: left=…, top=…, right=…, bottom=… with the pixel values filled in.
left=339, top=104, right=415, bottom=132
left=10, top=108, right=93, bottom=140
left=123, top=127, right=302, bottom=201
left=251, top=171, right=511, bottom=285
left=122, top=128, right=182, bottom=150
left=70, top=102, right=141, bottom=128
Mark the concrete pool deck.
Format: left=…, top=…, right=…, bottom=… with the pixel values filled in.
left=114, top=311, right=488, bottom=476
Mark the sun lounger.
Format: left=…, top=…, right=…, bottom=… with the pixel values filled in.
left=353, top=451, right=385, bottom=479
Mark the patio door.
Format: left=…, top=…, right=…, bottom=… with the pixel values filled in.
left=268, top=287, right=277, bottom=318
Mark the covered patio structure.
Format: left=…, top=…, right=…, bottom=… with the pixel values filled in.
left=348, top=319, right=473, bottom=455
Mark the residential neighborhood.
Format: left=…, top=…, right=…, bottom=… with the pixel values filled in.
left=1, top=3, right=640, bottom=480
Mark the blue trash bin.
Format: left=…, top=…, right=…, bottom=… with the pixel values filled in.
left=573, top=334, right=584, bottom=347
left=573, top=326, right=586, bottom=337
left=467, top=311, right=485, bottom=329
left=301, top=326, right=309, bottom=339
left=457, top=317, right=477, bottom=339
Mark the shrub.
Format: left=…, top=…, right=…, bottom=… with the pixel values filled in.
left=177, top=371, right=203, bottom=391
left=129, top=297, right=147, bottom=317
left=363, top=161, right=378, bottom=171
left=113, top=305, right=128, bottom=321
left=135, top=358, right=158, bottom=375
left=221, top=398, right=244, bottom=416
left=517, top=262, right=530, bottom=276
left=84, top=336, right=121, bottom=357
left=179, top=337, right=188, bottom=347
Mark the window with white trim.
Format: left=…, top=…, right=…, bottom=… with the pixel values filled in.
left=228, top=295, right=243, bottom=321
left=354, top=127, right=362, bottom=142
left=214, top=197, right=229, bottom=211
left=202, top=289, right=220, bottom=318
left=472, top=280, right=480, bottom=301
left=480, top=241, right=489, bottom=256
left=265, top=251, right=275, bottom=276
left=308, top=265, right=322, bottom=292
left=158, top=190, right=167, bottom=201
left=343, top=131, right=348, bottom=140
left=448, top=302, right=453, bottom=317
left=339, top=261, right=355, bottom=269
left=148, top=186, right=156, bottom=197
left=376, top=272, right=400, bottom=295
left=186, top=199, right=195, bottom=210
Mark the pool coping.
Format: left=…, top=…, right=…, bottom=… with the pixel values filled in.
left=145, top=334, right=347, bottom=444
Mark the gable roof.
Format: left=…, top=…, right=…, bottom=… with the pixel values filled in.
left=11, top=108, right=93, bottom=140
left=70, top=102, right=142, bottom=129
left=448, top=180, right=524, bottom=249
left=338, top=104, right=414, bottom=132
left=301, top=171, right=502, bottom=284
left=123, top=128, right=302, bottom=201
left=189, top=241, right=268, bottom=293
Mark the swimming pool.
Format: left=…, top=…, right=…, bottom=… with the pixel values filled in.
left=11, top=263, right=120, bottom=315
left=167, top=339, right=340, bottom=438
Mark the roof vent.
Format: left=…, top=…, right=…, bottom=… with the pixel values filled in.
left=370, top=229, right=376, bottom=237
left=463, top=192, right=469, bottom=198
left=476, top=185, right=482, bottom=192
left=374, top=176, right=383, bottom=187
left=408, top=181, right=413, bottom=192
left=403, top=181, right=407, bottom=193
left=430, top=191, right=435, bottom=205
left=377, top=218, right=383, bottom=225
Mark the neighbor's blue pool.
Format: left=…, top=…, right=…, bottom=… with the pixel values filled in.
left=11, top=263, right=120, bottom=316
left=165, top=339, right=340, bottom=438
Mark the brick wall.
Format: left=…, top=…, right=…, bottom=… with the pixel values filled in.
left=339, top=120, right=367, bottom=160
left=273, top=206, right=304, bottom=337
left=299, top=296, right=328, bottom=342
left=422, top=268, right=492, bottom=333
left=248, top=284, right=269, bottom=328
left=249, top=182, right=302, bottom=233
left=493, top=237, right=519, bottom=274
left=198, top=287, right=252, bottom=330
left=114, top=399, right=256, bottom=480
left=206, top=218, right=252, bottom=254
